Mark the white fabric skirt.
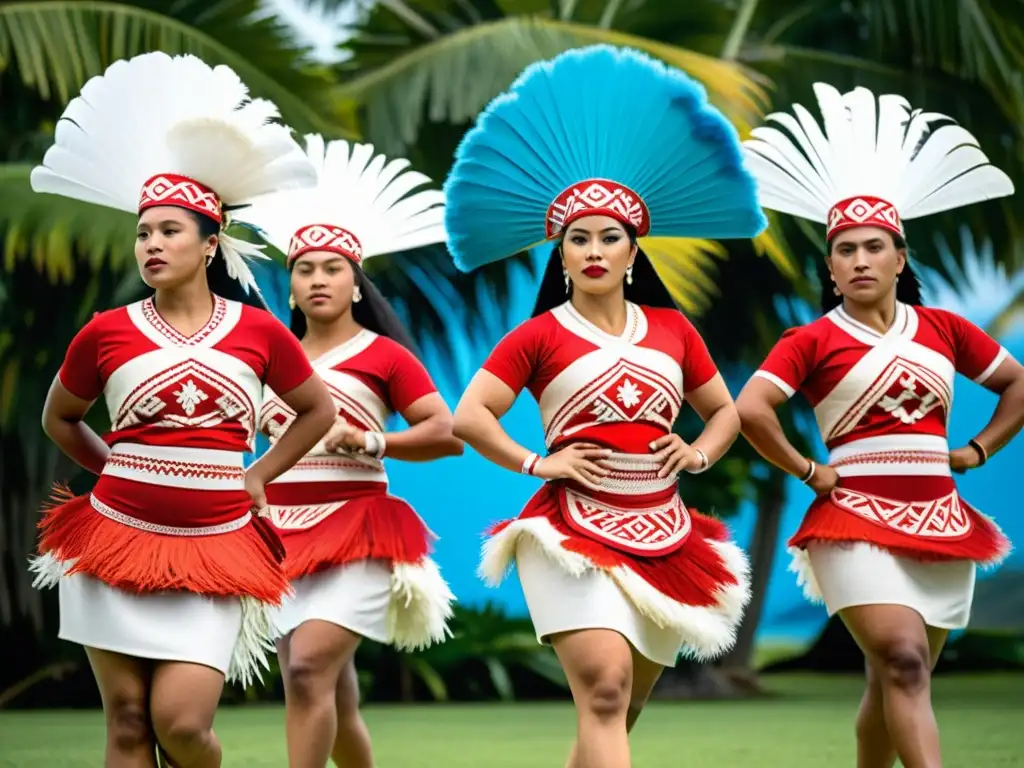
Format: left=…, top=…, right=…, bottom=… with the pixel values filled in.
left=271, top=559, right=394, bottom=643
left=59, top=572, right=242, bottom=674
left=516, top=538, right=682, bottom=667
left=806, top=541, right=976, bottom=629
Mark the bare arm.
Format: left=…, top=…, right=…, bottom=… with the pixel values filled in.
left=452, top=370, right=534, bottom=473
left=41, top=376, right=109, bottom=476
left=972, top=356, right=1024, bottom=457
left=735, top=376, right=813, bottom=479
left=684, top=373, right=741, bottom=464
left=247, top=375, right=335, bottom=486
left=385, top=393, right=463, bottom=461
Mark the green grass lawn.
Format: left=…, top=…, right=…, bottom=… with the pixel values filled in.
left=0, top=674, right=1021, bottom=766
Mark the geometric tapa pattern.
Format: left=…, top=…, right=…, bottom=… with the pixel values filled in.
left=831, top=487, right=973, bottom=539
left=561, top=486, right=693, bottom=556
left=546, top=179, right=650, bottom=237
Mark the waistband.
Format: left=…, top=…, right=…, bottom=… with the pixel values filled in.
left=272, top=454, right=388, bottom=486
left=89, top=494, right=252, bottom=536
left=569, top=451, right=677, bottom=497
left=102, top=444, right=246, bottom=490
left=828, top=435, right=950, bottom=477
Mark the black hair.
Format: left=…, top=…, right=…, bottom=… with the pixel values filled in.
left=187, top=210, right=268, bottom=309
left=289, top=257, right=421, bottom=357
left=531, top=224, right=678, bottom=317
left=819, top=231, right=923, bottom=314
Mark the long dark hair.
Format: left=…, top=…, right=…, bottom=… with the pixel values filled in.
left=532, top=226, right=678, bottom=317
left=289, top=258, right=420, bottom=356
left=819, top=231, right=923, bottom=314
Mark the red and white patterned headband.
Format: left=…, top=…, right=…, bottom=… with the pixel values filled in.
left=287, top=223, right=363, bottom=266
left=138, top=173, right=223, bottom=224
left=546, top=178, right=651, bottom=238
left=826, top=195, right=902, bottom=240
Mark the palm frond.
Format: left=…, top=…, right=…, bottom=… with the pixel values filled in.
left=642, top=238, right=725, bottom=316
left=0, top=0, right=355, bottom=136
left=0, top=163, right=135, bottom=282
left=336, top=15, right=769, bottom=154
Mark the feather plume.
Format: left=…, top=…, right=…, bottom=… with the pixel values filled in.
left=234, top=135, right=446, bottom=263
left=29, top=51, right=317, bottom=296
left=743, top=83, right=1014, bottom=224
left=443, top=45, right=767, bottom=272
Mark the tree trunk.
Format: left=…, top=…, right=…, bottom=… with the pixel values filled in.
left=719, top=469, right=787, bottom=691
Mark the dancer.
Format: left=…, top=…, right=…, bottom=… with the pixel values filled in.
left=443, top=46, right=765, bottom=767
left=737, top=83, right=1024, bottom=768
left=237, top=135, right=460, bottom=768
left=30, top=52, right=336, bottom=768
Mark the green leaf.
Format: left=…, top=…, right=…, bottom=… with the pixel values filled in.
left=483, top=656, right=515, bottom=701
left=405, top=656, right=449, bottom=701
left=0, top=0, right=356, bottom=137
left=336, top=15, right=769, bottom=154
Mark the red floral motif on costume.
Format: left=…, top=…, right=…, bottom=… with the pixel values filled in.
left=831, top=487, right=973, bottom=539
left=116, top=360, right=254, bottom=435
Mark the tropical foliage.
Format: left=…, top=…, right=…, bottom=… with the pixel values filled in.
left=1, top=0, right=1023, bottom=702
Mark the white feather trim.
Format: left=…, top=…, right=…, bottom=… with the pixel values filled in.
left=479, top=518, right=751, bottom=661
left=234, top=135, right=447, bottom=264
left=787, top=546, right=825, bottom=604
left=387, top=558, right=455, bottom=651
left=228, top=597, right=277, bottom=688
left=743, top=83, right=1015, bottom=222
left=28, top=551, right=71, bottom=589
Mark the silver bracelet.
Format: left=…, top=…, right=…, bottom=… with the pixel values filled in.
left=686, top=448, right=710, bottom=474
left=801, top=460, right=816, bottom=484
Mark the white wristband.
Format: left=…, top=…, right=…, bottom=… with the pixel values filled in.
left=521, top=452, right=541, bottom=476
left=364, top=431, right=386, bottom=459
left=686, top=448, right=710, bottom=474
left=801, top=460, right=816, bottom=484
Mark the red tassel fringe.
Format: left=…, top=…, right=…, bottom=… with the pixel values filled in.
left=38, top=490, right=288, bottom=603
left=275, top=495, right=433, bottom=580
left=490, top=485, right=739, bottom=609
left=790, top=497, right=1010, bottom=565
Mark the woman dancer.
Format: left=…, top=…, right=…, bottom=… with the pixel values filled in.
left=237, top=135, right=460, bottom=768
left=443, top=46, right=765, bottom=767
left=30, top=52, right=336, bottom=768
left=738, top=83, right=1024, bottom=768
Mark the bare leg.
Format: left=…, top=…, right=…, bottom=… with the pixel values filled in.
left=852, top=624, right=949, bottom=768
left=279, top=620, right=361, bottom=768
left=149, top=662, right=225, bottom=768
left=565, top=645, right=664, bottom=767
left=330, top=658, right=374, bottom=767
left=551, top=629, right=633, bottom=768
left=86, top=647, right=158, bottom=768
left=841, top=605, right=945, bottom=768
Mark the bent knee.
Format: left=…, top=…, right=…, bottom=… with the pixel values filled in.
left=286, top=654, right=339, bottom=701
left=152, top=709, right=213, bottom=750
left=877, top=641, right=930, bottom=693
left=106, top=696, right=153, bottom=751
left=573, top=663, right=632, bottom=720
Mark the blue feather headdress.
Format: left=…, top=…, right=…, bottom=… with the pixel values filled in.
left=444, top=45, right=767, bottom=272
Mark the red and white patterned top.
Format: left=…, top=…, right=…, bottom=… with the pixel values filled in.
left=483, top=302, right=718, bottom=455
left=258, top=330, right=436, bottom=514
left=754, top=303, right=1007, bottom=451
left=60, top=294, right=313, bottom=451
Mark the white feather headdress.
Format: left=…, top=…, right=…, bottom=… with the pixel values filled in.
left=743, top=83, right=1014, bottom=240
left=234, top=135, right=446, bottom=268
left=30, top=51, right=317, bottom=296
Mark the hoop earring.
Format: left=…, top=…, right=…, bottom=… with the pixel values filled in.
left=625, top=264, right=634, bottom=285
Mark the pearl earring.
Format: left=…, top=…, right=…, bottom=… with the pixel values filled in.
left=288, top=293, right=296, bottom=310
left=353, top=286, right=362, bottom=303
left=626, top=265, right=633, bottom=285
left=563, top=269, right=570, bottom=293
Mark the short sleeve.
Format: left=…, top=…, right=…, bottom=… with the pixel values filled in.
left=480, top=321, right=541, bottom=394
left=263, top=316, right=315, bottom=395
left=385, top=344, right=438, bottom=413
left=944, top=311, right=1008, bottom=383
left=58, top=316, right=104, bottom=401
left=678, top=315, right=718, bottom=393
left=753, top=326, right=815, bottom=399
